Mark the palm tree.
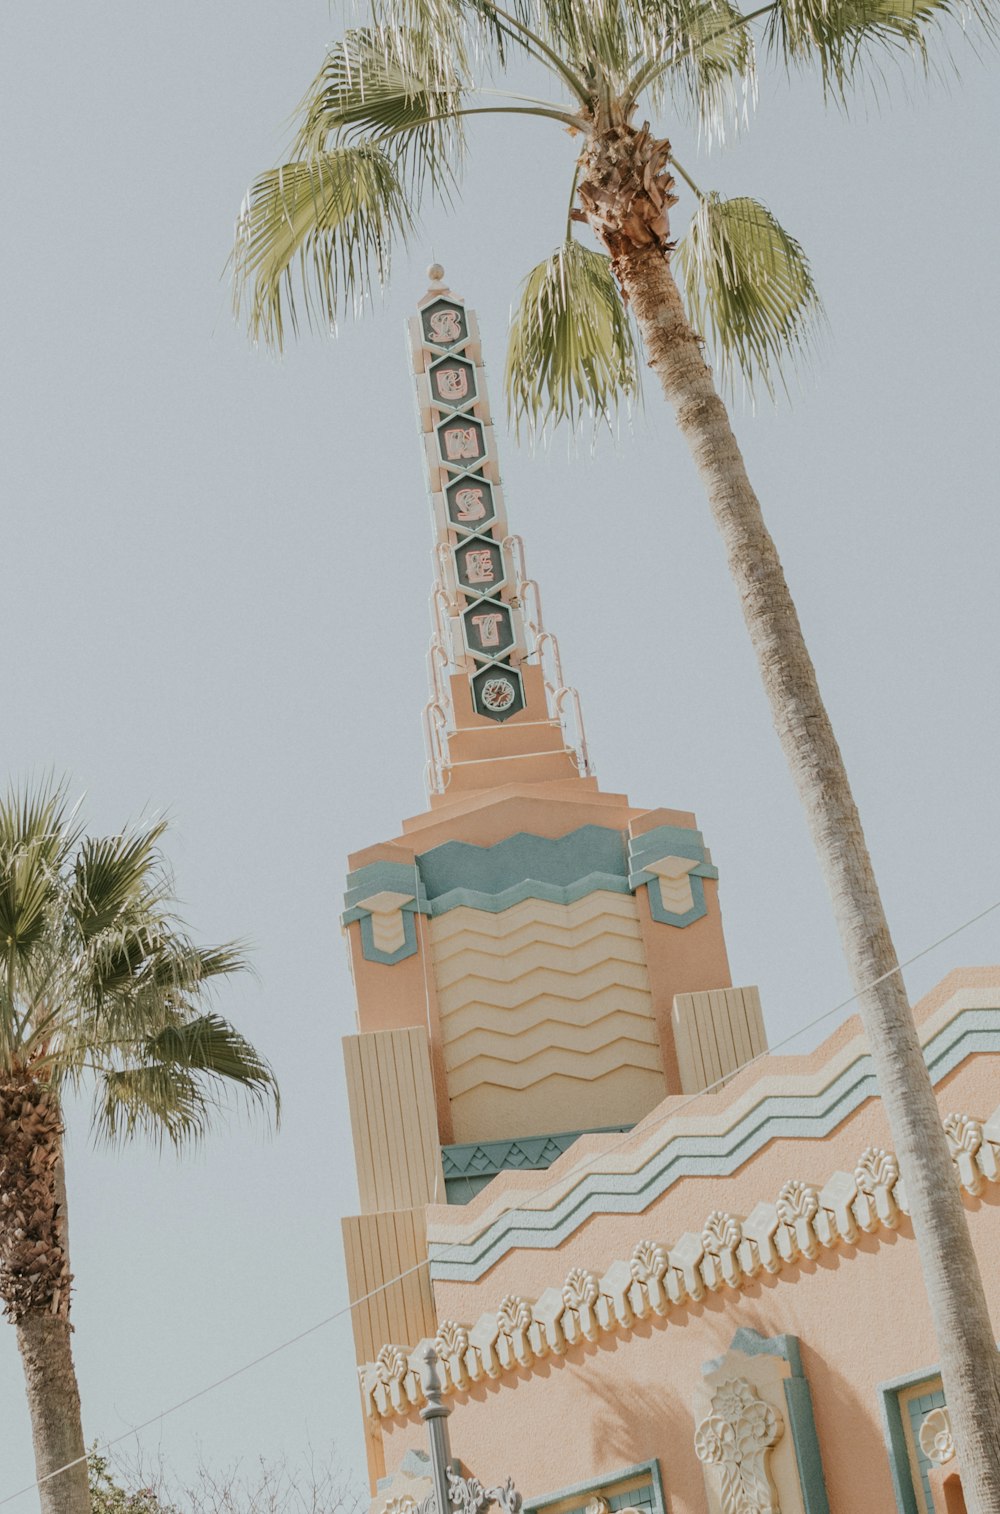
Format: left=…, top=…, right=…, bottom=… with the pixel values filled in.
left=230, top=2, right=1000, bottom=1504
left=0, top=782, right=278, bottom=1514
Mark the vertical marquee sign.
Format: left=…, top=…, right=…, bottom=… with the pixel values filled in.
left=410, top=271, right=527, bottom=722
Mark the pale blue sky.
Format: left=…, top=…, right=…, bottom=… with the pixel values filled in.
left=0, top=1, right=998, bottom=1502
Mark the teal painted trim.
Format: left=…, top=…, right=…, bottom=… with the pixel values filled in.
left=705, top=1330, right=828, bottom=1513
left=428, top=1005, right=1000, bottom=1281
left=343, top=859, right=429, bottom=912
left=878, top=1362, right=941, bottom=1514
left=627, top=825, right=718, bottom=887
left=525, top=1459, right=665, bottom=1514
left=416, top=826, right=628, bottom=903
left=428, top=873, right=631, bottom=917
left=443, top=1125, right=633, bottom=1205
left=341, top=860, right=429, bottom=965
left=356, top=910, right=420, bottom=966
left=645, top=873, right=708, bottom=928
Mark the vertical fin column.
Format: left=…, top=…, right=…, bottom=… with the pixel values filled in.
left=410, top=267, right=591, bottom=794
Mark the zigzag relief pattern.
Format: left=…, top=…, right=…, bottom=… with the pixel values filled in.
left=429, top=896, right=658, bottom=1109
left=445, top=1011, right=660, bottom=1070
left=448, top=1040, right=664, bottom=1097
left=435, top=930, right=648, bottom=989
left=359, top=1108, right=999, bottom=1420
left=442, top=990, right=656, bottom=1048
left=438, top=961, right=653, bottom=1016
left=430, top=892, right=643, bottom=949
left=427, top=997, right=1000, bottom=1279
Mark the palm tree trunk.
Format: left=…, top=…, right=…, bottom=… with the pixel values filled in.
left=16, top=1312, right=90, bottom=1514
left=579, top=124, right=1000, bottom=1513
left=0, top=1075, right=90, bottom=1514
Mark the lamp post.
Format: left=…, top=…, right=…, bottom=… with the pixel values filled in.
left=418, top=1345, right=523, bottom=1514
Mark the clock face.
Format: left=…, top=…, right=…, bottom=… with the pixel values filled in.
left=480, top=677, right=516, bottom=712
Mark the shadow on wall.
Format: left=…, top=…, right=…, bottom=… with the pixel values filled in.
left=575, top=1278, right=893, bottom=1513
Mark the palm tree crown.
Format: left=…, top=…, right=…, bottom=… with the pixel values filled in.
left=231, top=0, right=986, bottom=419
left=0, top=782, right=277, bottom=1153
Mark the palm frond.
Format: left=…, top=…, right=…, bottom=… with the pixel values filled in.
left=93, top=1013, right=278, bottom=1149
left=765, top=0, right=993, bottom=91
left=145, top=1014, right=278, bottom=1114
left=534, top=0, right=636, bottom=81
left=93, top=1064, right=211, bottom=1149
left=68, top=822, right=168, bottom=941
left=232, top=145, right=415, bottom=350
left=0, top=783, right=76, bottom=975
left=294, top=27, right=466, bottom=201
left=505, top=239, right=640, bottom=438
left=646, top=0, right=757, bottom=136
left=677, top=192, right=824, bottom=397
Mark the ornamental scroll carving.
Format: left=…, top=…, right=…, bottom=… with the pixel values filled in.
left=694, top=1377, right=784, bottom=1514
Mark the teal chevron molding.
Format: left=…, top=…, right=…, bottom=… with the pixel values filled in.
left=706, top=1330, right=830, bottom=1514
left=427, top=1001, right=1000, bottom=1281
left=418, top=826, right=628, bottom=903
left=427, top=873, right=631, bottom=916
left=442, top=1124, right=634, bottom=1205
left=343, top=825, right=721, bottom=958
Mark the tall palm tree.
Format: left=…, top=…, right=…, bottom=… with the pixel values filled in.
left=0, top=782, right=278, bottom=1514
left=230, top=3, right=1000, bottom=1505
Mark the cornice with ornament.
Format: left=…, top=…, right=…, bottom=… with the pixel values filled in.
left=359, top=1106, right=1000, bottom=1420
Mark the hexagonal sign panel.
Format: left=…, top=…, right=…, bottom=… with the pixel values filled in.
left=429, top=354, right=477, bottom=410
left=445, top=473, right=496, bottom=532
left=437, top=412, right=487, bottom=470
left=471, top=662, right=525, bottom=723
left=463, top=598, right=515, bottom=661
left=454, top=534, right=506, bottom=596
left=421, top=298, right=468, bottom=349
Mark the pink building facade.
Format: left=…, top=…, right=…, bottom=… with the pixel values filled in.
left=338, top=275, right=997, bottom=1514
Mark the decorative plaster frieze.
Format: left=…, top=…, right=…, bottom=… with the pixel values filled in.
left=694, top=1377, right=783, bottom=1514
left=427, top=996, right=1000, bottom=1280
left=358, top=1109, right=999, bottom=1421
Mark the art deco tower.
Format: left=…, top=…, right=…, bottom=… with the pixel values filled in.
left=339, top=271, right=766, bottom=1480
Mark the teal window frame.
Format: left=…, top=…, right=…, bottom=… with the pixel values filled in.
left=879, top=1364, right=947, bottom=1514
left=523, top=1459, right=667, bottom=1514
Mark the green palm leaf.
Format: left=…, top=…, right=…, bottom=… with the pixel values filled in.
left=232, top=145, right=414, bottom=349
left=294, top=27, right=466, bottom=200
left=69, top=823, right=168, bottom=941
left=677, top=192, right=824, bottom=396
left=766, top=0, right=990, bottom=91
left=654, top=0, right=757, bottom=134
left=505, top=239, right=640, bottom=437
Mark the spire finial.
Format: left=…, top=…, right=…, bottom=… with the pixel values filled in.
left=427, top=262, right=446, bottom=287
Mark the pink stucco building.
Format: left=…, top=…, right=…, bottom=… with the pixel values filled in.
left=337, top=274, right=995, bottom=1514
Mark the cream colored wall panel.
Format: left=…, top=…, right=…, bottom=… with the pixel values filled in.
left=447, top=1038, right=664, bottom=1097
left=428, top=894, right=664, bottom=1142
left=342, top=1207, right=437, bottom=1367
left=673, top=984, right=767, bottom=1095
left=436, top=958, right=653, bottom=1014
left=434, top=930, right=648, bottom=987
left=431, top=910, right=644, bottom=965
left=444, top=1010, right=660, bottom=1071
left=430, top=890, right=642, bottom=948
left=450, top=1064, right=666, bottom=1144
left=343, top=1026, right=445, bottom=1213
left=441, top=987, right=657, bottom=1045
